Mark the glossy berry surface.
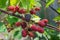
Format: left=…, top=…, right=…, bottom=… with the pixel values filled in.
left=8, top=6, right=16, bottom=13
left=15, top=22, right=21, bottom=26
left=22, top=29, right=27, bottom=37
left=30, top=9, right=36, bottom=14
left=37, top=26, right=44, bottom=33
left=31, top=24, right=38, bottom=31
left=35, top=7, right=40, bottom=11
left=21, top=22, right=27, bottom=28
left=38, top=21, right=46, bottom=27
left=18, top=9, right=21, bottom=13
left=42, top=19, right=48, bottom=23
left=18, top=9, right=26, bottom=14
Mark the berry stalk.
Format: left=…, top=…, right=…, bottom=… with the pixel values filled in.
left=0, top=8, right=23, bottom=18
left=46, top=24, right=60, bottom=31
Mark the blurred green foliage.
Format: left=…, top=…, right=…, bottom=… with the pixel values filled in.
left=0, top=0, right=60, bottom=40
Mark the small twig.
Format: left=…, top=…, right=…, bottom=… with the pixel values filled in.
left=46, top=24, right=60, bottom=31
left=0, top=8, right=23, bottom=18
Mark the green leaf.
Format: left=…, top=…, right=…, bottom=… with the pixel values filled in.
left=0, top=22, right=4, bottom=27
left=31, top=15, right=41, bottom=22
left=36, top=32, right=42, bottom=37
left=20, top=0, right=41, bottom=10
left=34, top=37, right=39, bottom=40
left=57, top=8, right=60, bottom=13
left=14, top=30, right=19, bottom=37
left=13, top=27, right=22, bottom=39
left=46, top=0, right=54, bottom=8
left=6, top=16, right=18, bottom=24
left=0, top=12, right=2, bottom=15
left=0, top=0, right=8, bottom=8
left=34, top=2, right=41, bottom=7
left=53, top=16, right=60, bottom=21
left=0, top=22, right=7, bottom=32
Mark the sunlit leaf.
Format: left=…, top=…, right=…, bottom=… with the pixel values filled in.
left=10, top=0, right=19, bottom=6
left=53, top=16, right=60, bottom=21
left=46, top=0, right=54, bottom=8
left=31, top=15, right=41, bottom=22
left=57, top=8, right=60, bottom=13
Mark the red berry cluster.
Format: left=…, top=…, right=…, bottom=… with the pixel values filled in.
left=8, top=6, right=26, bottom=14
left=7, top=6, right=40, bottom=15
left=38, top=19, right=48, bottom=27
left=7, top=5, right=48, bottom=38
left=15, top=19, right=48, bottom=37
left=30, top=7, right=40, bottom=14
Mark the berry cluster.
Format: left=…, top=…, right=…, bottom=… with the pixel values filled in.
left=8, top=5, right=40, bottom=14
left=7, top=5, right=48, bottom=37
left=15, top=19, right=48, bottom=37
left=7, top=5, right=41, bottom=22
left=8, top=6, right=26, bottom=14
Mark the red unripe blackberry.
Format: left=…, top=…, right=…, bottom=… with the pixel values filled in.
left=31, top=24, right=38, bottom=31
left=35, top=7, right=40, bottom=11
left=18, top=9, right=26, bottom=14
left=22, top=29, right=27, bottom=37
left=29, top=32, right=34, bottom=37
left=15, top=22, right=21, bottom=27
left=21, top=9, right=26, bottom=14
left=37, top=27, right=44, bottom=33
left=8, top=6, right=16, bottom=13
left=38, top=21, right=46, bottom=27
left=30, top=9, right=36, bottom=14
left=18, top=9, right=21, bottom=13
left=15, top=6, right=19, bottom=11
left=21, top=22, right=27, bottom=28
left=31, top=24, right=44, bottom=33
left=42, top=19, right=48, bottom=23
left=8, top=6, right=15, bottom=11
left=12, top=9, right=16, bottom=13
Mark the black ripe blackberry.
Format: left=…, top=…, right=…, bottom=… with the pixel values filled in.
left=25, top=14, right=31, bottom=22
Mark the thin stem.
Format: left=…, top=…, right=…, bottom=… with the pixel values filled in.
left=0, top=8, right=23, bottom=18
left=46, top=24, right=60, bottom=31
